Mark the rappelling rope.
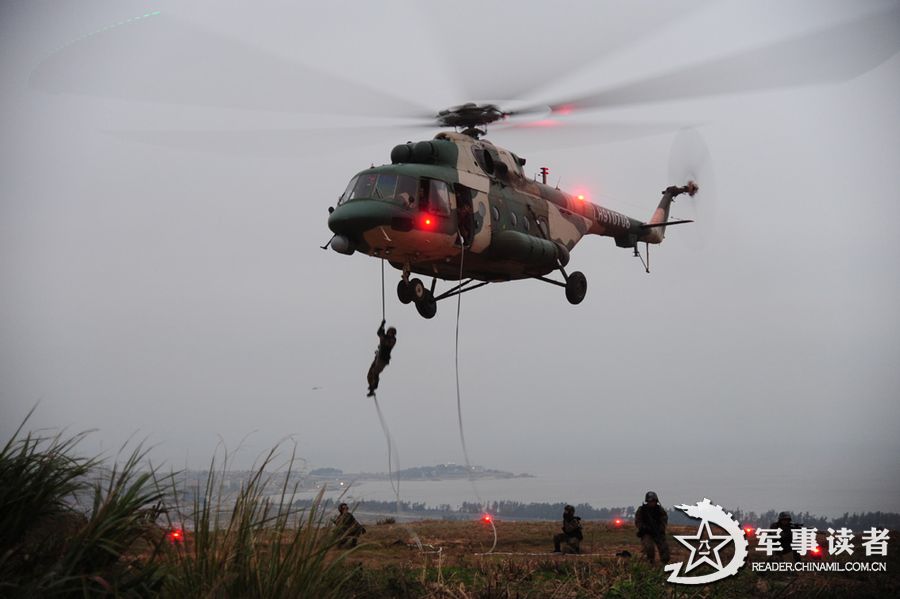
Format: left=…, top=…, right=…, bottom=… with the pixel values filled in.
left=454, top=242, right=496, bottom=552
left=380, top=257, right=386, bottom=322
left=370, top=259, right=422, bottom=550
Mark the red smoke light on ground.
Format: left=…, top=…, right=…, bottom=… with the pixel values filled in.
left=481, top=514, right=493, bottom=524
left=167, top=528, right=184, bottom=543
left=744, top=526, right=755, bottom=536
left=614, top=518, right=623, bottom=527
left=811, top=546, right=823, bottom=556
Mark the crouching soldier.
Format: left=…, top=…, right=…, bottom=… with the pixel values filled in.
left=769, top=511, right=802, bottom=561
left=333, top=502, right=366, bottom=547
left=635, top=491, right=670, bottom=564
left=553, top=505, right=583, bottom=554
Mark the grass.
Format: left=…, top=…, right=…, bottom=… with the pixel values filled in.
left=2, top=412, right=898, bottom=598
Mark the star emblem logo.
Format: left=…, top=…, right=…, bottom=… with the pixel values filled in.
left=675, top=518, right=733, bottom=573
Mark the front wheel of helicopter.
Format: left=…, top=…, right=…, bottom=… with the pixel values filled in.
left=397, top=280, right=413, bottom=304
left=415, top=291, right=437, bottom=319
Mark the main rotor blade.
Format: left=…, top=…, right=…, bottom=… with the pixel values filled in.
left=489, top=120, right=687, bottom=151
left=527, top=5, right=900, bottom=114
left=105, top=125, right=430, bottom=156
left=29, top=14, right=430, bottom=118
left=417, top=0, right=713, bottom=105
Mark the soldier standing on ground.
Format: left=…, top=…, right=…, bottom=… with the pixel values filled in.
left=552, top=505, right=583, bottom=554
left=367, top=320, right=396, bottom=397
left=635, top=491, right=670, bottom=564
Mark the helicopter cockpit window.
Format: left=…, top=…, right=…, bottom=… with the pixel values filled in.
left=427, top=180, right=451, bottom=215
left=338, top=176, right=358, bottom=205
left=349, top=173, right=377, bottom=201
left=395, top=175, right=417, bottom=206
left=374, top=174, right=397, bottom=200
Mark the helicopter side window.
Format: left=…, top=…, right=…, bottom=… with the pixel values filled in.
left=349, top=173, right=377, bottom=200
left=523, top=216, right=530, bottom=232
left=510, top=212, right=518, bottom=228
left=395, top=175, right=417, bottom=206
left=338, top=176, right=358, bottom=205
left=427, top=180, right=451, bottom=215
left=374, top=174, right=397, bottom=200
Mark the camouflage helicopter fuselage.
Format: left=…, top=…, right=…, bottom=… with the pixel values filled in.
left=328, top=131, right=680, bottom=284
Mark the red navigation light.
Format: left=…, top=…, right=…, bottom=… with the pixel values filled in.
left=482, top=513, right=493, bottom=524
left=167, top=528, right=184, bottom=543
left=577, top=194, right=585, bottom=201
left=419, top=215, right=436, bottom=230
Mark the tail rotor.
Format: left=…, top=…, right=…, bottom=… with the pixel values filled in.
left=668, top=128, right=717, bottom=249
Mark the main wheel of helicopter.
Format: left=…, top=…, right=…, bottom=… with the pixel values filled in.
left=397, top=280, right=413, bottom=304
left=565, top=271, right=587, bottom=305
left=415, top=290, right=437, bottom=319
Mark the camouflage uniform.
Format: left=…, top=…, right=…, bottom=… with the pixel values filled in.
left=366, top=321, right=396, bottom=395
left=333, top=503, right=366, bottom=548
left=553, top=505, right=583, bottom=554
left=635, top=492, right=670, bottom=563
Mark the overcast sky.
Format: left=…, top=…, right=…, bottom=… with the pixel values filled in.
left=1, top=0, right=898, bottom=515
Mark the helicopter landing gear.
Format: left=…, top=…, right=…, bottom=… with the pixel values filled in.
left=414, top=290, right=437, bottom=319
left=397, top=277, right=425, bottom=304
left=565, top=271, right=587, bottom=304
left=534, top=266, right=588, bottom=305
left=397, top=280, right=413, bottom=304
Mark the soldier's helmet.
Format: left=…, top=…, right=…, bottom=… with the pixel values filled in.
left=339, top=503, right=349, bottom=512
left=387, top=327, right=397, bottom=336
left=564, top=504, right=575, bottom=514
left=778, top=511, right=791, bottom=521
left=645, top=491, right=659, bottom=503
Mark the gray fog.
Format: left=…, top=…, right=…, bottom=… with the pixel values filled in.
left=1, top=0, right=898, bottom=516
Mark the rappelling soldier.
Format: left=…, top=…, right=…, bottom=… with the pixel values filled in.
left=367, top=319, right=396, bottom=396
left=552, top=504, right=583, bottom=554
left=635, top=491, right=670, bottom=564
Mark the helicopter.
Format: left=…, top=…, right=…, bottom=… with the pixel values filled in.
left=326, top=102, right=697, bottom=319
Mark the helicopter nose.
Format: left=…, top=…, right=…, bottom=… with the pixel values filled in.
left=328, top=199, right=405, bottom=236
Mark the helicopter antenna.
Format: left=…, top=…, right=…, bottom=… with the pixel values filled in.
left=555, top=177, right=561, bottom=190
left=539, top=166, right=549, bottom=184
